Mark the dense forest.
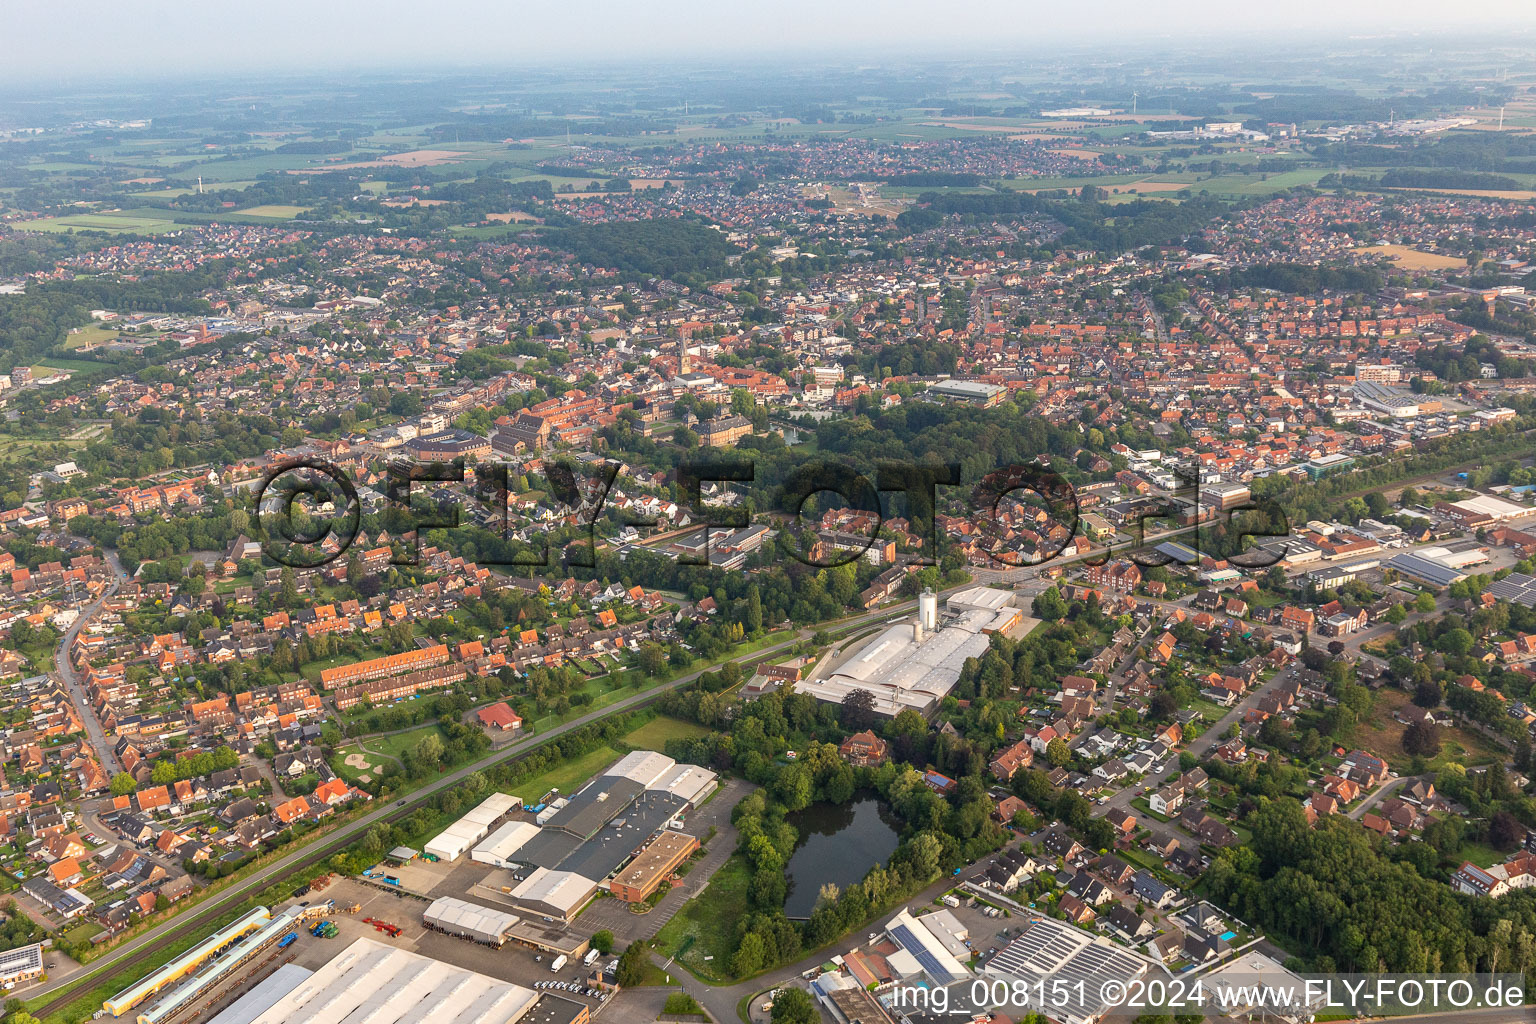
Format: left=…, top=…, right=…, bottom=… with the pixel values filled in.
left=548, top=218, right=738, bottom=280
left=901, top=189, right=1229, bottom=253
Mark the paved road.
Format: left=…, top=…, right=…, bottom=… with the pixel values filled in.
left=52, top=549, right=127, bottom=774
left=31, top=518, right=1219, bottom=1007
left=1348, top=775, right=1410, bottom=820
left=27, top=597, right=924, bottom=1004
left=651, top=874, right=962, bottom=1024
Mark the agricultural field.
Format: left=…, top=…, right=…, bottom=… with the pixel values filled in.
left=236, top=204, right=310, bottom=218
left=14, top=207, right=184, bottom=234
left=1354, top=245, right=1468, bottom=271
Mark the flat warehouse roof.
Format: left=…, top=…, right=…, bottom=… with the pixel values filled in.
left=522, top=994, right=589, bottom=1024
left=554, top=791, right=686, bottom=881
left=515, top=828, right=584, bottom=869
left=231, top=937, right=537, bottom=1024
left=649, top=763, right=718, bottom=804
left=614, top=831, right=697, bottom=891
left=424, top=896, right=520, bottom=943
left=542, top=777, right=644, bottom=839
left=474, top=820, right=540, bottom=862
left=511, top=868, right=597, bottom=915
left=1488, top=573, right=1536, bottom=607
left=605, top=750, right=676, bottom=787
left=207, top=964, right=314, bottom=1024
left=983, top=916, right=1151, bottom=997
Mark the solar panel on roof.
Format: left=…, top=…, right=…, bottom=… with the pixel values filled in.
left=891, top=924, right=958, bottom=984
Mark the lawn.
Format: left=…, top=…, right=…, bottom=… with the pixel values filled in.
left=622, top=715, right=713, bottom=749
left=1353, top=689, right=1505, bottom=770
left=653, top=852, right=750, bottom=983
left=505, top=744, right=622, bottom=805
left=361, top=723, right=444, bottom=762
left=1453, top=839, right=1514, bottom=869
left=62, top=323, right=124, bottom=350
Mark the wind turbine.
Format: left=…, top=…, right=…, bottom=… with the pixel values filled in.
left=1132, top=91, right=1138, bottom=115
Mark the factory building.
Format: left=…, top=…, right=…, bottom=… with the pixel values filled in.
left=793, top=587, right=1030, bottom=717
left=423, top=896, right=521, bottom=946
left=209, top=936, right=544, bottom=1024
left=608, top=832, right=699, bottom=903
left=509, top=868, right=599, bottom=922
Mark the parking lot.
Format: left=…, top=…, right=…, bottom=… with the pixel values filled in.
left=268, top=878, right=618, bottom=1012
left=578, top=777, right=749, bottom=944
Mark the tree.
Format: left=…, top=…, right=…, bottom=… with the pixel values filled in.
left=110, top=772, right=137, bottom=797
left=771, top=987, right=818, bottom=1024
left=1414, top=590, right=1436, bottom=614
left=730, top=932, right=767, bottom=977
left=1412, top=680, right=1442, bottom=709
left=840, top=689, right=876, bottom=731
left=616, top=940, right=648, bottom=987
left=638, top=642, right=667, bottom=677
left=415, top=733, right=444, bottom=764
left=591, top=929, right=614, bottom=954
left=1032, top=586, right=1067, bottom=620
left=1436, top=628, right=1473, bottom=657
left=1045, top=737, right=1071, bottom=767
left=1402, top=721, right=1440, bottom=758
left=1490, top=810, right=1525, bottom=851
left=747, top=588, right=763, bottom=635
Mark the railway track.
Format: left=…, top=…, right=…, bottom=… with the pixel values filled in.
left=31, top=678, right=700, bottom=1021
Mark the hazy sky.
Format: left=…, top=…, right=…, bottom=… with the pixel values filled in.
left=5, top=0, right=1535, bottom=80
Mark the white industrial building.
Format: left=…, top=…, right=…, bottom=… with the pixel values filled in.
left=650, top=763, right=717, bottom=806
left=462, top=793, right=522, bottom=827
left=473, top=821, right=541, bottom=868
left=216, top=936, right=538, bottom=1024
left=426, top=820, right=489, bottom=862
left=884, top=908, right=970, bottom=984
left=423, top=896, right=521, bottom=946
left=426, top=793, right=522, bottom=861
left=509, top=868, right=598, bottom=922
left=793, top=587, right=1029, bottom=717
left=1448, top=494, right=1532, bottom=523
left=605, top=750, right=676, bottom=788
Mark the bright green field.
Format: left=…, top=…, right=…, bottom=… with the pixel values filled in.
left=15, top=208, right=183, bottom=234
left=237, top=204, right=310, bottom=218
left=622, top=715, right=712, bottom=748
left=505, top=744, right=622, bottom=804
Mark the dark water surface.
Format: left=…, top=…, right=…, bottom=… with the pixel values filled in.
left=783, top=796, right=901, bottom=918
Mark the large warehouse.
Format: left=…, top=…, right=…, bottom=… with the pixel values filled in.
left=425, top=793, right=523, bottom=862
left=509, top=868, right=599, bottom=922
left=981, top=916, right=1157, bottom=1024
left=473, top=820, right=541, bottom=868
left=424, top=896, right=521, bottom=946
left=205, top=936, right=542, bottom=1024
left=794, top=587, right=1029, bottom=717
left=505, top=751, right=717, bottom=886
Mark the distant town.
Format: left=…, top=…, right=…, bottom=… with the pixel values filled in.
left=0, top=29, right=1534, bottom=1024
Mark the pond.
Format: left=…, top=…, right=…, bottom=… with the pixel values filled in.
left=783, top=796, right=902, bottom=918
